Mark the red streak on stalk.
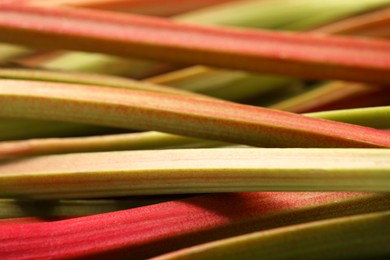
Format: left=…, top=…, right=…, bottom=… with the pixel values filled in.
left=0, top=5, right=390, bottom=83
left=0, top=192, right=380, bottom=259
left=2, top=80, right=390, bottom=148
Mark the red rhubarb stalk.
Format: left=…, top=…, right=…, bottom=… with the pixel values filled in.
left=0, top=192, right=388, bottom=259
left=0, top=5, right=390, bottom=83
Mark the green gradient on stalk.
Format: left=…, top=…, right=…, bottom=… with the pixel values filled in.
left=1, top=149, right=390, bottom=199
left=153, top=211, right=390, bottom=260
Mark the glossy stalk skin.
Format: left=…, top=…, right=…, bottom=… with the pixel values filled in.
left=153, top=211, right=390, bottom=260
left=1, top=192, right=389, bottom=259
left=1, top=5, right=390, bottom=83
left=1, top=149, right=390, bottom=198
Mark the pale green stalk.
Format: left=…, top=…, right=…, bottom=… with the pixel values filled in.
left=1, top=149, right=390, bottom=199
left=308, top=106, right=390, bottom=129
left=153, top=211, right=390, bottom=260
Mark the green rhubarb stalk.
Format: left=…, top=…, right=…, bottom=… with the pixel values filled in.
left=1, top=192, right=389, bottom=259
left=3, top=105, right=390, bottom=157
left=153, top=211, right=390, bottom=260
left=1, top=148, right=390, bottom=199
left=308, top=106, right=390, bottom=129
left=2, top=80, right=390, bottom=148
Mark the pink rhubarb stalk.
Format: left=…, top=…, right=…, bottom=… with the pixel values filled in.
left=1, top=5, right=390, bottom=83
